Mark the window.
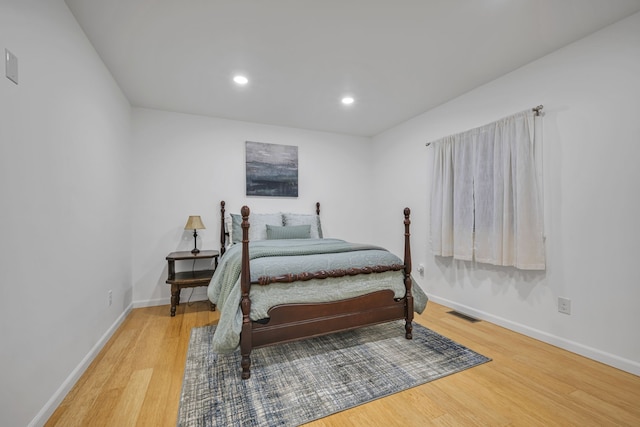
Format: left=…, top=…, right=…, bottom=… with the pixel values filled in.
left=430, top=110, right=545, bottom=270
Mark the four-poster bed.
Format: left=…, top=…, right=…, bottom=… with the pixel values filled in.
left=208, top=201, right=426, bottom=379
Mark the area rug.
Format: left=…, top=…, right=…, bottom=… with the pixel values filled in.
left=178, top=321, right=490, bottom=426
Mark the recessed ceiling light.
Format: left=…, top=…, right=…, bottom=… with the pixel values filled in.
left=341, top=96, right=355, bottom=105
left=233, top=75, right=249, bottom=85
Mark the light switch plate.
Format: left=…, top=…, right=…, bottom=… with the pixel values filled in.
left=6, top=49, right=18, bottom=84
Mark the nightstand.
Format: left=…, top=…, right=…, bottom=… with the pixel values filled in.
left=166, top=250, right=219, bottom=317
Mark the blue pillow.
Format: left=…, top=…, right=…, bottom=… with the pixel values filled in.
left=266, top=224, right=311, bottom=240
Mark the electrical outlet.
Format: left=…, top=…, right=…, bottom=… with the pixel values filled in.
left=108, top=290, right=113, bottom=306
left=558, top=297, right=571, bottom=315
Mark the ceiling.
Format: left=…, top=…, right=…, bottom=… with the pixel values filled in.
left=64, top=0, right=640, bottom=137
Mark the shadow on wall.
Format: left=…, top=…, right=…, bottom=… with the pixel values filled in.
left=434, top=255, right=547, bottom=300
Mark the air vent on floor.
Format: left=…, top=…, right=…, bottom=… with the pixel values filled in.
left=447, top=310, right=480, bottom=323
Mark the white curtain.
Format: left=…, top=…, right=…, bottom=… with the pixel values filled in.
left=430, top=110, right=545, bottom=270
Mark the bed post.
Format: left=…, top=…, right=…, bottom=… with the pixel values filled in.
left=403, top=207, right=414, bottom=340
left=316, top=202, right=320, bottom=215
left=220, top=201, right=226, bottom=256
left=240, top=206, right=253, bottom=379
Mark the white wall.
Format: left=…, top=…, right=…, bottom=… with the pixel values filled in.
left=3, top=4, right=638, bottom=426
left=0, top=1, right=132, bottom=426
left=131, top=108, right=374, bottom=306
left=372, top=12, right=640, bottom=375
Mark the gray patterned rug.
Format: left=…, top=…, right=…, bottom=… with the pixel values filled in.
left=178, top=321, right=490, bottom=426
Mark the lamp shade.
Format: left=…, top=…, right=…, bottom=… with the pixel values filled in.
left=184, top=215, right=206, bottom=230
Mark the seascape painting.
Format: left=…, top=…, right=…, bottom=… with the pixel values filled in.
left=245, top=141, right=298, bottom=197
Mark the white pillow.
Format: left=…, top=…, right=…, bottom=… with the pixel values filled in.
left=224, top=215, right=233, bottom=246
left=231, top=213, right=283, bottom=243
left=282, top=213, right=323, bottom=239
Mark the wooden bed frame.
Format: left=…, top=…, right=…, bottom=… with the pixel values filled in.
left=219, top=201, right=414, bottom=379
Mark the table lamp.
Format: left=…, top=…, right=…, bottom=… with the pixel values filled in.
left=185, top=215, right=206, bottom=254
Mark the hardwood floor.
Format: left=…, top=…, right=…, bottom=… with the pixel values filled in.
left=46, top=300, right=640, bottom=426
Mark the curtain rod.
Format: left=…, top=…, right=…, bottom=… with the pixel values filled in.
left=425, top=105, right=543, bottom=147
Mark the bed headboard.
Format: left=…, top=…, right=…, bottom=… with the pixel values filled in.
left=219, top=200, right=321, bottom=256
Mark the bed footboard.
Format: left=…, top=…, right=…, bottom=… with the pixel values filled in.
left=252, top=290, right=406, bottom=348
left=237, top=203, right=413, bottom=380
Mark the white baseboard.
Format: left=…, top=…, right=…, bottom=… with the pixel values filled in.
left=133, top=297, right=169, bottom=308
left=428, top=295, right=640, bottom=376
left=29, top=303, right=133, bottom=427
left=132, top=291, right=209, bottom=309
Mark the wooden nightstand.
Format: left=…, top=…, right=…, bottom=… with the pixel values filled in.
left=166, top=250, right=219, bottom=317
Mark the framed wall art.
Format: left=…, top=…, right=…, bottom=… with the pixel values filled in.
left=245, top=141, right=298, bottom=197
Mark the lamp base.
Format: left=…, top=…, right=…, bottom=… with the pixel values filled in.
left=191, top=229, right=200, bottom=254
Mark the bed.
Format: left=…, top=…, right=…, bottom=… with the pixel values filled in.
left=208, top=201, right=427, bottom=379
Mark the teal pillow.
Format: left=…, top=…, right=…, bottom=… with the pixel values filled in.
left=266, top=224, right=311, bottom=240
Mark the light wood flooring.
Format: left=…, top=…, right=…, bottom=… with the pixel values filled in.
left=46, top=300, right=640, bottom=426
